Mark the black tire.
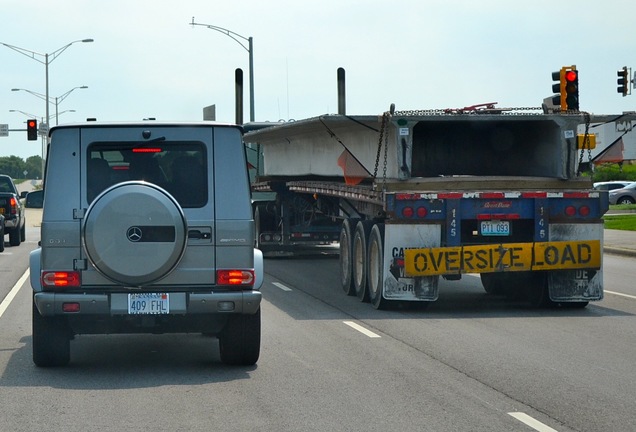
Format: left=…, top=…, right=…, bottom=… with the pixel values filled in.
left=20, top=222, right=26, bottom=242
left=617, top=196, right=635, bottom=205
left=352, top=220, right=374, bottom=302
left=368, top=224, right=386, bottom=310
left=0, top=224, right=4, bottom=253
left=9, top=228, right=20, bottom=246
left=32, top=302, right=71, bottom=367
left=339, top=218, right=359, bottom=296
left=480, top=273, right=506, bottom=295
left=219, top=308, right=261, bottom=366
left=523, top=272, right=556, bottom=308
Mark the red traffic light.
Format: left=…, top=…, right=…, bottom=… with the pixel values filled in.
left=565, top=70, right=578, bottom=82
left=27, top=119, right=38, bottom=141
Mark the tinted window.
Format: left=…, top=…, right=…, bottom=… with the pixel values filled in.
left=87, top=142, right=207, bottom=208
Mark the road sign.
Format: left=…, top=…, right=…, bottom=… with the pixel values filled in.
left=0, top=124, right=8, bottom=137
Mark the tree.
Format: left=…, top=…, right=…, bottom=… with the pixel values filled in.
left=25, top=155, right=43, bottom=179
left=0, top=155, right=42, bottom=179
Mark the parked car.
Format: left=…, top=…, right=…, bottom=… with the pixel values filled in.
left=593, top=181, right=633, bottom=191
left=25, top=189, right=43, bottom=208
left=609, top=182, right=636, bottom=205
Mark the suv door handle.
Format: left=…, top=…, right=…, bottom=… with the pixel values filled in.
left=188, top=230, right=211, bottom=239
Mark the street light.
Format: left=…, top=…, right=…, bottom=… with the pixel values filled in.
left=190, top=18, right=254, bottom=122
left=1, top=38, right=93, bottom=133
left=12, top=85, right=87, bottom=125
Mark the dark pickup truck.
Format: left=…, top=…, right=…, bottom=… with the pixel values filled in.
left=0, top=174, right=26, bottom=249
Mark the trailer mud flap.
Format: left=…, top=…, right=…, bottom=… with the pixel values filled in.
left=548, top=269, right=603, bottom=302
left=403, top=240, right=601, bottom=277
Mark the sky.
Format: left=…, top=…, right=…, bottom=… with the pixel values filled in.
left=1, top=0, right=635, bottom=160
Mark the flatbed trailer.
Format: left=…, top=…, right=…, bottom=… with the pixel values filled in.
left=244, top=109, right=629, bottom=309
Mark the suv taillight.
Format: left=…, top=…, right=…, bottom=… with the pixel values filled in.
left=41, top=271, right=81, bottom=288
left=217, top=269, right=254, bottom=287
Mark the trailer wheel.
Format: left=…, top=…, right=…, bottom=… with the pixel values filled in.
left=480, top=273, right=506, bottom=295
left=368, top=223, right=386, bottom=309
left=339, top=218, right=359, bottom=296
left=352, top=220, right=373, bottom=302
left=523, top=273, right=556, bottom=308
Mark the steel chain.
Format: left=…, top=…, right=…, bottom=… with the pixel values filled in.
left=382, top=120, right=389, bottom=190
left=394, top=107, right=543, bottom=116
left=373, top=111, right=390, bottom=179
left=577, top=111, right=592, bottom=176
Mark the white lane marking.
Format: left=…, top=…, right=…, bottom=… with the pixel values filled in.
left=0, top=269, right=29, bottom=319
left=508, top=412, right=558, bottom=432
left=605, top=290, right=636, bottom=300
left=272, top=282, right=293, bottom=291
left=343, top=321, right=381, bottom=338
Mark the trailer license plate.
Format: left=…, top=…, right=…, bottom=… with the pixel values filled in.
left=128, top=293, right=169, bottom=314
left=480, top=220, right=510, bottom=236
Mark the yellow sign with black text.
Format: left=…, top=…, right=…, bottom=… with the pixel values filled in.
left=404, top=240, right=601, bottom=276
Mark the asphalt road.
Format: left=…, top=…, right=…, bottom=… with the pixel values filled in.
left=1, top=226, right=636, bottom=431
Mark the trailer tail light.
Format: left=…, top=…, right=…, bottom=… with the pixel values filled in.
left=41, top=271, right=81, bottom=288
left=565, top=205, right=591, bottom=217
left=402, top=207, right=414, bottom=218
left=401, top=206, right=429, bottom=219
left=217, top=269, right=255, bottom=287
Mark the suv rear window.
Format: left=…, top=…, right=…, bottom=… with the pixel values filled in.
left=87, top=141, right=207, bottom=208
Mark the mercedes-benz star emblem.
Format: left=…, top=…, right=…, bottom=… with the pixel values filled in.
left=127, top=226, right=143, bottom=242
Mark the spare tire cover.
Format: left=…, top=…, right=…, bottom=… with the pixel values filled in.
left=83, top=181, right=187, bottom=286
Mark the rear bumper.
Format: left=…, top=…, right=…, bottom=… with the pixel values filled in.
left=34, top=290, right=262, bottom=317
left=3, top=216, right=20, bottom=229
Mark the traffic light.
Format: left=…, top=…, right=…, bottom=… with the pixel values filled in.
left=551, top=70, right=563, bottom=107
left=564, top=69, right=579, bottom=110
left=27, top=119, right=38, bottom=141
left=617, top=67, right=629, bottom=96
left=551, top=66, right=579, bottom=111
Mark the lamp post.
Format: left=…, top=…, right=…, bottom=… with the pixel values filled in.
left=190, top=18, right=254, bottom=122
left=1, top=39, right=93, bottom=134
left=12, top=86, right=87, bottom=125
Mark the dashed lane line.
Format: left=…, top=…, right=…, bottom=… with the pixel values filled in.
left=605, top=290, right=636, bottom=300
left=0, top=269, right=29, bottom=319
left=272, top=282, right=293, bottom=291
left=343, top=321, right=381, bottom=338
left=508, top=412, right=558, bottom=432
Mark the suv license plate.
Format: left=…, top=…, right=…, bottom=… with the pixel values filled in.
left=480, top=221, right=510, bottom=236
left=128, top=293, right=170, bottom=314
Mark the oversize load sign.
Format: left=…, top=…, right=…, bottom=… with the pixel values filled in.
left=404, top=240, right=601, bottom=276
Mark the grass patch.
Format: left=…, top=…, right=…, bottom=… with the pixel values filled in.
left=590, top=163, right=636, bottom=182
left=603, top=214, right=636, bottom=231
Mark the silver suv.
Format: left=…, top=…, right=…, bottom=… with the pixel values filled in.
left=30, top=122, right=263, bottom=366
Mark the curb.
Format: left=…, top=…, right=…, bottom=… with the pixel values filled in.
left=604, top=246, right=636, bottom=258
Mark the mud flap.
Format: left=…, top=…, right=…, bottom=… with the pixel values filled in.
left=548, top=269, right=602, bottom=302
left=383, top=224, right=441, bottom=302
left=547, top=223, right=604, bottom=302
